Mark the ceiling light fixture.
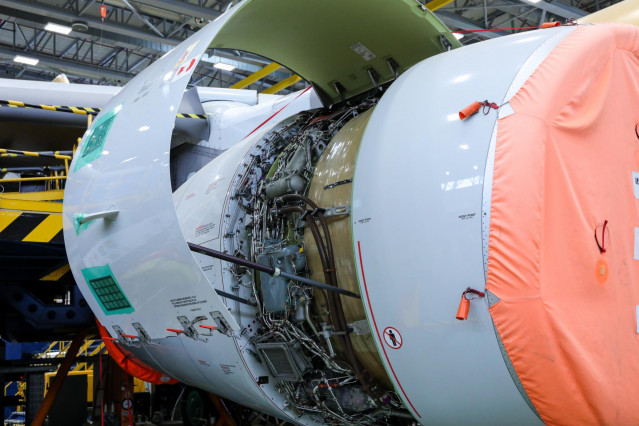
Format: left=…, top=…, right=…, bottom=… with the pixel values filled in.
left=14, top=55, right=39, bottom=66
left=214, top=62, right=236, bottom=71
left=44, top=22, right=73, bottom=35
left=71, top=21, right=89, bottom=32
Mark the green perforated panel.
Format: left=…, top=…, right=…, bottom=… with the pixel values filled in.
left=81, top=264, right=134, bottom=315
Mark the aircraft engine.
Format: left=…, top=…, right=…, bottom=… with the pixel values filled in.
left=63, top=1, right=639, bottom=424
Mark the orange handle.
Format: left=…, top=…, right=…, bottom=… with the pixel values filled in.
left=541, top=22, right=561, bottom=28
left=456, top=296, right=470, bottom=320
left=459, top=101, right=482, bottom=120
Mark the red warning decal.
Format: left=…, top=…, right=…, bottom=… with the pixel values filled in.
left=383, top=327, right=403, bottom=349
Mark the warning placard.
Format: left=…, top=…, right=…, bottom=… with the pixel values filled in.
left=383, top=326, right=403, bottom=349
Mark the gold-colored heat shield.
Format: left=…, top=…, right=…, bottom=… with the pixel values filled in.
left=304, top=109, right=391, bottom=387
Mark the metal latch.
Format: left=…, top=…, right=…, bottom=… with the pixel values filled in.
left=112, top=325, right=140, bottom=347
left=132, top=322, right=158, bottom=345
left=323, top=206, right=351, bottom=218
left=177, top=315, right=209, bottom=342
left=210, top=311, right=232, bottom=336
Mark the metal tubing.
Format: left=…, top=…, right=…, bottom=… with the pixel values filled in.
left=0, top=148, right=73, bottom=160
left=31, top=330, right=88, bottom=426
left=277, top=206, right=330, bottom=272
left=215, top=289, right=257, bottom=306
left=280, top=272, right=360, bottom=298
left=0, top=166, right=66, bottom=173
left=278, top=194, right=369, bottom=392
left=0, top=176, right=67, bottom=183
left=278, top=194, right=335, bottom=262
left=187, top=243, right=360, bottom=299
left=120, top=0, right=166, bottom=38
left=0, top=99, right=98, bottom=117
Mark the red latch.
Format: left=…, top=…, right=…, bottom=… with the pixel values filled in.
left=456, top=287, right=486, bottom=320
left=166, top=328, right=183, bottom=334
left=199, top=324, right=216, bottom=330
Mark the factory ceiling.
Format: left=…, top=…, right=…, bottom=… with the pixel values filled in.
left=0, top=0, right=620, bottom=92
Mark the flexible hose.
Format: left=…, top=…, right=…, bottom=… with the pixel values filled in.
left=278, top=197, right=371, bottom=393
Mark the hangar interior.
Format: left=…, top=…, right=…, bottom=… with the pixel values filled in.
left=0, top=0, right=631, bottom=425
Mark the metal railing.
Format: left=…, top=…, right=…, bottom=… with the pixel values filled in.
left=3, top=340, right=106, bottom=410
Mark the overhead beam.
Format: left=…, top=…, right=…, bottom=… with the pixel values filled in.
left=120, top=0, right=165, bottom=38
left=129, top=0, right=221, bottom=21
left=517, top=0, right=586, bottom=19
left=0, top=45, right=134, bottom=82
left=425, top=0, right=456, bottom=12
left=0, top=0, right=181, bottom=50
left=230, top=62, right=282, bottom=89
left=0, top=5, right=282, bottom=86
left=435, top=11, right=509, bottom=38
left=261, top=75, right=302, bottom=95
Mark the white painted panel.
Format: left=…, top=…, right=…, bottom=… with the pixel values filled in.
left=351, top=28, right=575, bottom=425
left=63, top=10, right=242, bottom=341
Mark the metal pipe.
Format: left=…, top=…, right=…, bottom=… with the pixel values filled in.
left=0, top=176, right=67, bottom=183
left=120, top=0, right=166, bottom=38
left=372, top=409, right=415, bottom=419
left=276, top=205, right=343, bottom=333
left=277, top=206, right=330, bottom=270
left=215, top=289, right=257, bottom=306
left=278, top=194, right=371, bottom=393
left=278, top=194, right=335, bottom=263
left=0, top=148, right=73, bottom=160
left=0, top=166, right=66, bottom=173
left=304, top=302, right=320, bottom=337
left=187, top=243, right=360, bottom=299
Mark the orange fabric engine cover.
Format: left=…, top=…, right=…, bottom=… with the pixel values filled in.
left=97, top=321, right=178, bottom=385
left=487, top=24, right=639, bottom=425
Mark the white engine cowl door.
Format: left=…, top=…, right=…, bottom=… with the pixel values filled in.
left=63, top=9, right=242, bottom=339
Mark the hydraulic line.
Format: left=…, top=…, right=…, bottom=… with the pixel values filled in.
left=279, top=194, right=334, bottom=268
left=277, top=205, right=343, bottom=335
left=278, top=196, right=371, bottom=393
left=187, top=242, right=360, bottom=299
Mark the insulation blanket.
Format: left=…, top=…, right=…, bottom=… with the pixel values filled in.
left=97, top=321, right=178, bottom=385
left=487, top=23, right=639, bottom=425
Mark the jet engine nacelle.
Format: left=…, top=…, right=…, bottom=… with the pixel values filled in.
left=64, top=1, right=639, bottom=424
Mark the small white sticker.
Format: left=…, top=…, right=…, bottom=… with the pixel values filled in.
left=350, top=42, right=376, bottom=61
left=635, top=228, right=639, bottom=260
left=633, top=172, right=639, bottom=199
